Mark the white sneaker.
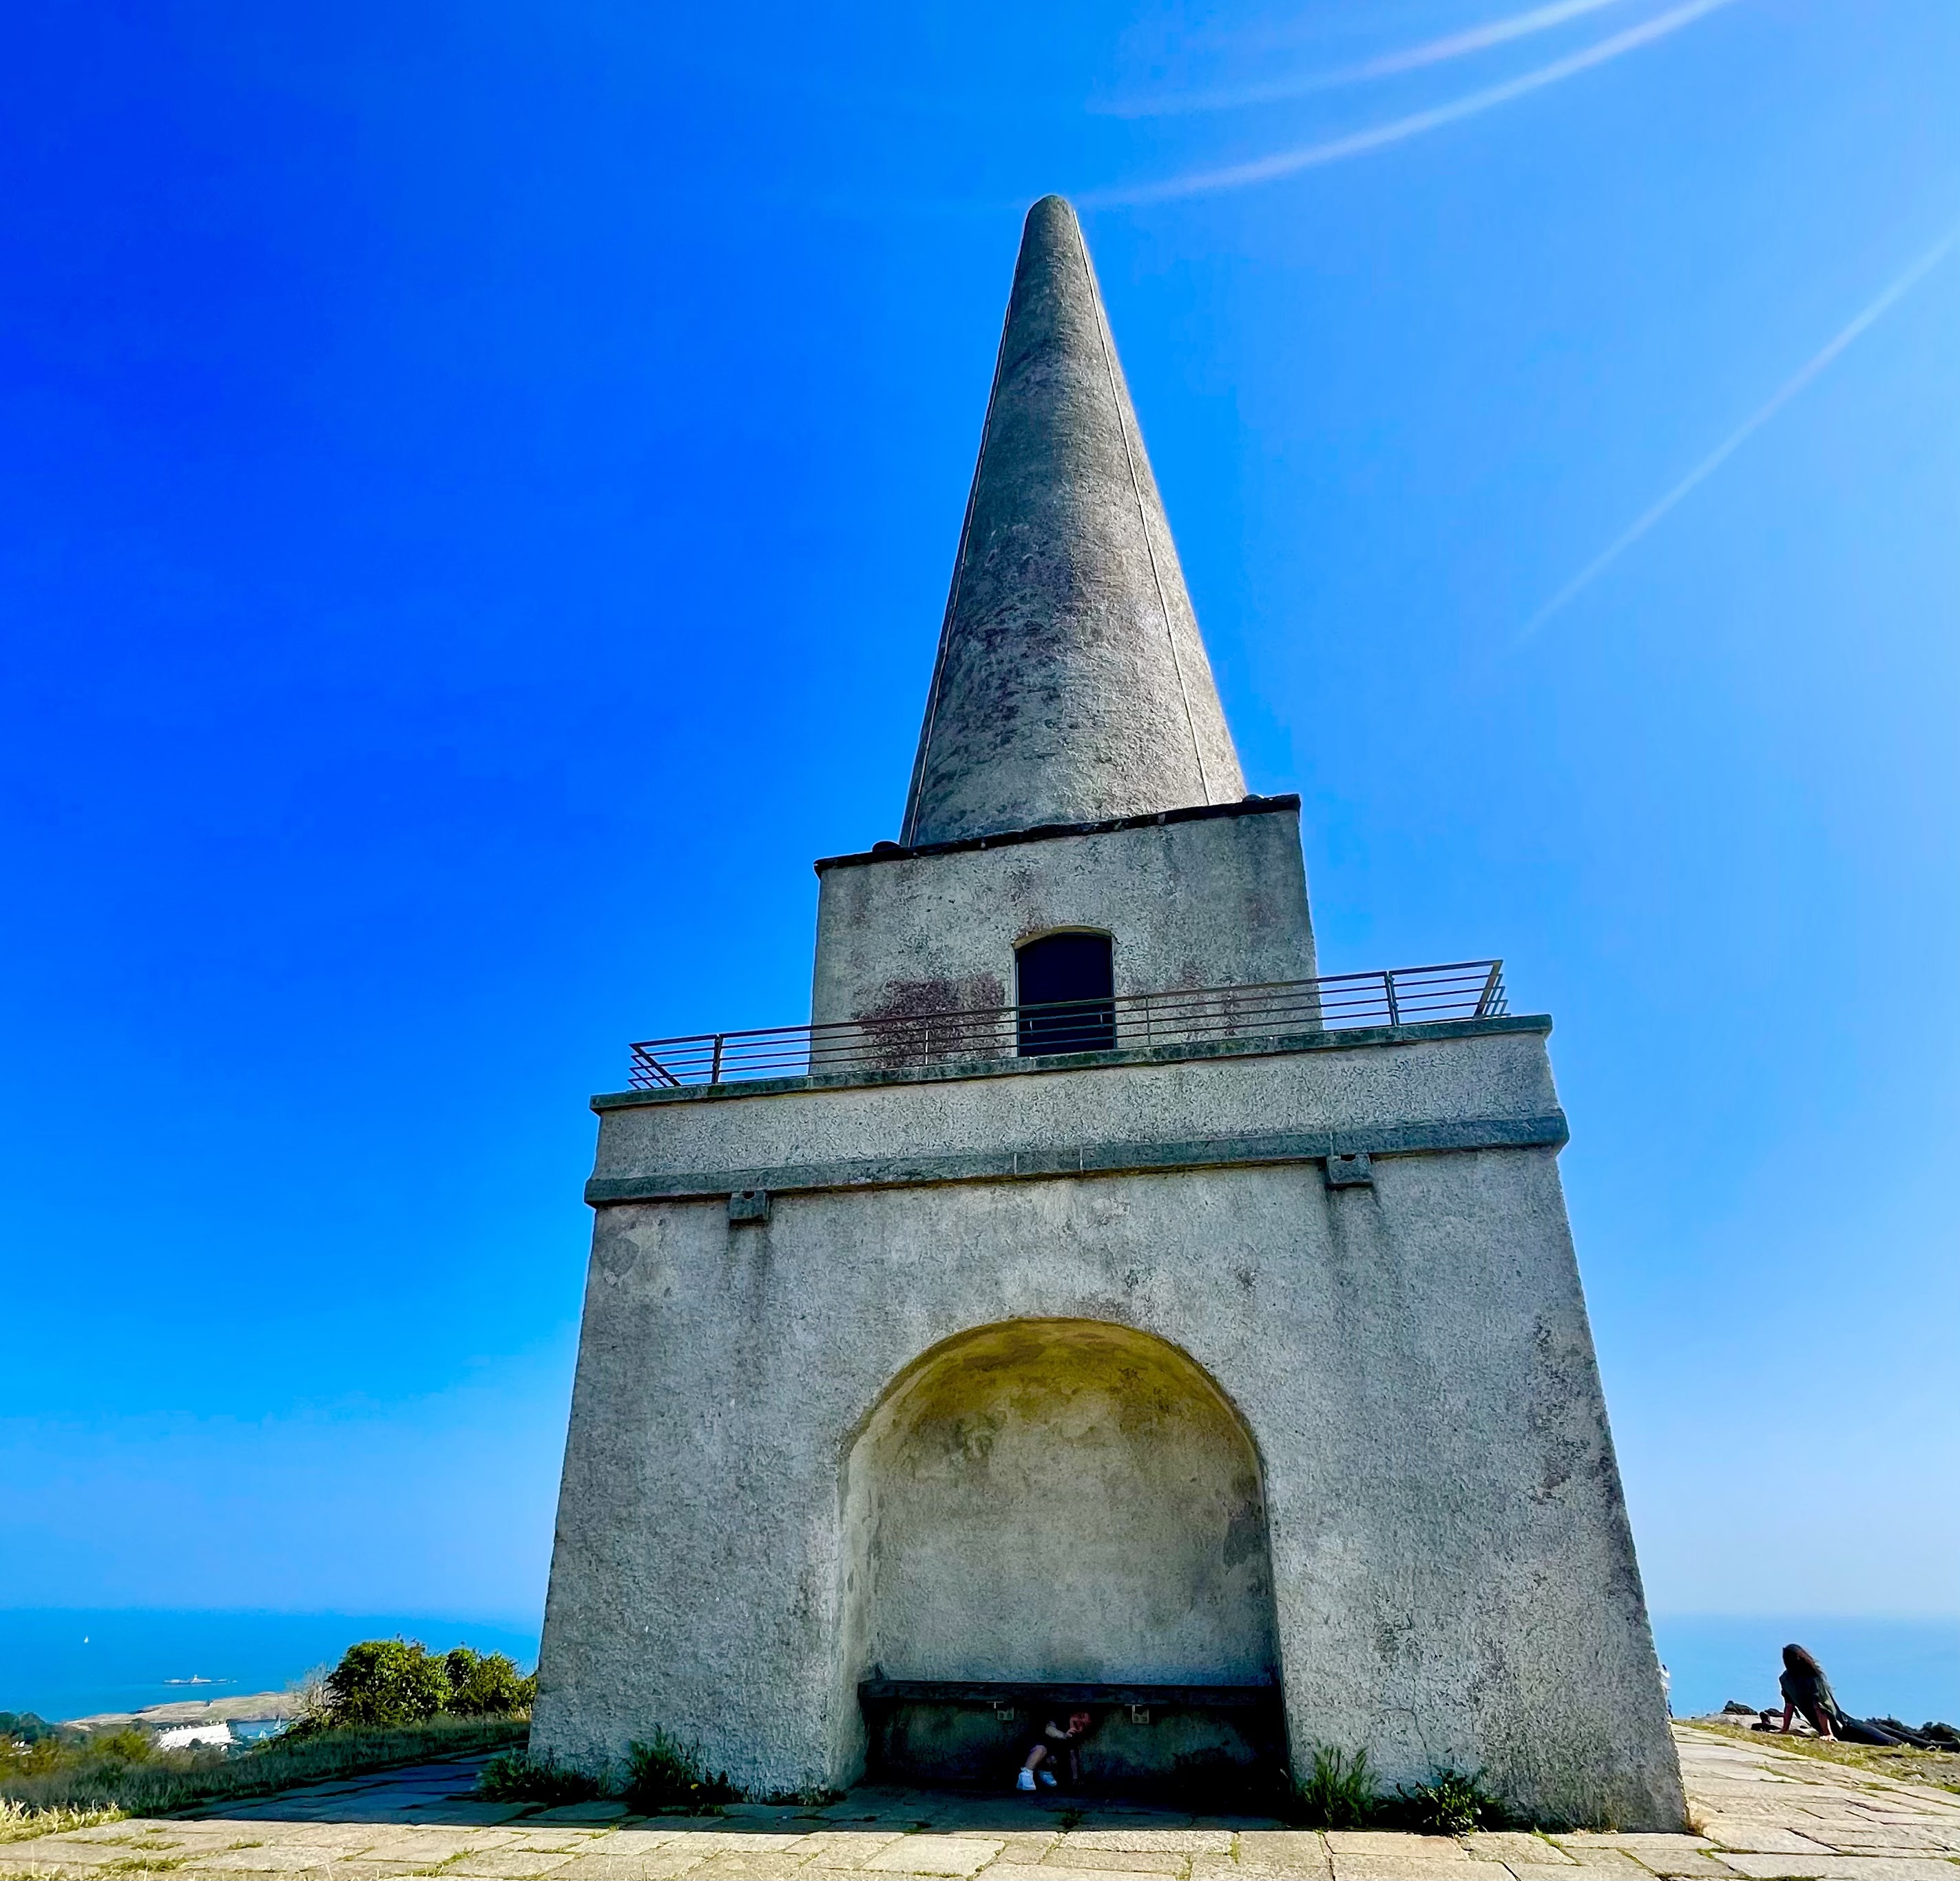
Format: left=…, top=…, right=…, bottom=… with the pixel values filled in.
left=1015, top=1769, right=1036, bottom=1791
left=1036, top=1770, right=1057, bottom=1787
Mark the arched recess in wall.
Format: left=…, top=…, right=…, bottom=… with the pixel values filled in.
left=831, top=1318, right=1280, bottom=1779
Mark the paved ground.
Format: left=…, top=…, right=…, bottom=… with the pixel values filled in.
left=5, top=1726, right=1959, bottom=1880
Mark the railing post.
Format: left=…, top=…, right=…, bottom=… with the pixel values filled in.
left=709, top=1035, right=724, bottom=1084
left=1475, top=960, right=1502, bottom=1019
left=1384, top=970, right=1401, bottom=1027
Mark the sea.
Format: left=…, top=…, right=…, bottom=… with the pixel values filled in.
left=2, top=1609, right=1952, bottom=1730
left=1652, top=1614, right=1960, bottom=1724
left=0, top=1610, right=540, bottom=1724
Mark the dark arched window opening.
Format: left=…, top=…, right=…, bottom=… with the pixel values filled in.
left=1016, top=931, right=1116, bottom=1057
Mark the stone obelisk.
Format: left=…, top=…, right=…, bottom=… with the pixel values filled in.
left=531, top=196, right=1685, bottom=1833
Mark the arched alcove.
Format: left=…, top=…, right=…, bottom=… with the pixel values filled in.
left=835, top=1319, right=1280, bottom=1785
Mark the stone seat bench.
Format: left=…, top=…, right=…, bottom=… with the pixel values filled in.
left=857, top=1679, right=1283, bottom=1787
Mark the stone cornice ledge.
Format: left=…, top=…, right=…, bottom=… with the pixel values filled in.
left=813, top=793, right=1302, bottom=875
left=591, top=1012, right=1552, bottom=1114
left=585, top=1110, right=1570, bottom=1207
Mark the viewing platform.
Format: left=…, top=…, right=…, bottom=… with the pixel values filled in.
left=584, top=962, right=1557, bottom=1211
left=621, top=959, right=1509, bottom=1092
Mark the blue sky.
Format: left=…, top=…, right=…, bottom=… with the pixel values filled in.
left=1, top=0, right=1954, bottom=1632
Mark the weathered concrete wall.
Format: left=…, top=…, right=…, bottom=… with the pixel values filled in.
left=811, top=802, right=1315, bottom=1029
left=590, top=1020, right=1556, bottom=1194
left=846, top=1319, right=1276, bottom=1684
left=534, top=1028, right=1684, bottom=1830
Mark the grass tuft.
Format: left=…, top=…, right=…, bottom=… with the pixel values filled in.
left=1284, top=1748, right=1512, bottom=1831
left=1289, top=1745, right=1379, bottom=1828
left=1389, top=1767, right=1510, bottom=1833
left=621, top=1729, right=740, bottom=1813
left=0, top=1798, right=127, bottom=1842
left=475, top=1751, right=603, bottom=1805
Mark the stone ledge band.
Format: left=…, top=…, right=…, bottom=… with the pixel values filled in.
left=584, top=1110, right=1570, bottom=1207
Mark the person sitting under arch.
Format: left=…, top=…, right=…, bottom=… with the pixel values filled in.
left=1015, top=1709, right=1092, bottom=1791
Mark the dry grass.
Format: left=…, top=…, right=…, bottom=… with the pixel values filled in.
left=0, top=1798, right=127, bottom=1843
left=1687, top=1718, right=1960, bottom=1796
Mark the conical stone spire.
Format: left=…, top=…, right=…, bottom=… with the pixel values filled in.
left=901, top=196, right=1247, bottom=848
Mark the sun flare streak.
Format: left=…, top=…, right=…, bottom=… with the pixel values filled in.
left=1103, top=0, right=1637, bottom=118
left=1516, top=225, right=1960, bottom=642
left=1086, top=0, right=1738, bottom=207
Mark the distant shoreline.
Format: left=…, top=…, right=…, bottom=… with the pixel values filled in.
left=0, top=1608, right=542, bottom=1724
left=61, top=1690, right=299, bottom=1732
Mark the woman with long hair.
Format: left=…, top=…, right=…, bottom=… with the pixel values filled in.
left=1779, top=1644, right=1840, bottom=1739
left=1779, top=1645, right=1911, bottom=1747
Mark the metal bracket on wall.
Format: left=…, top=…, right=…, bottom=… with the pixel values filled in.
left=727, top=1189, right=772, bottom=1225
left=1324, top=1150, right=1374, bottom=1189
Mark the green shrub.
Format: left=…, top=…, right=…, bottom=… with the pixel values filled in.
left=0, top=1714, right=70, bottom=1749
left=84, top=1731, right=154, bottom=1767
left=1390, top=1767, right=1509, bottom=1833
left=443, top=1648, right=537, bottom=1716
left=315, top=1639, right=452, bottom=1729
left=476, top=1751, right=602, bottom=1804
left=1287, top=1745, right=1379, bottom=1828
left=293, top=1639, right=538, bottom=1736
left=622, top=1729, right=740, bottom=1811
left=3, top=1734, right=77, bottom=1779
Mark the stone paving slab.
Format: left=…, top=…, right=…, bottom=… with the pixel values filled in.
left=1713, top=1861, right=1960, bottom=1880
left=552, top=1856, right=712, bottom=1880
left=1544, top=1838, right=1729, bottom=1877
left=1325, top=1834, right=1476, bottom=1862
left=447, top=1851, right=585, bottom=1875
left=1221, top=1831, right=1329, bottom=1878
left=1043, top=1851, right=1190, bottom=1875
left=1063, top=1835, right=1236, bottom=1856
left=1323, top=1858, right=1476, bottom=1878
left=1689, top=1823, right=1835, bottom=1858
left=986, top=1868, right=1192, bottom=1881
left=6, top=1726, right=1960, bottom=1881
left=1461, top=1837, right=1572, bottom=1868
left=864, top=1835, right=1006, bottom=1875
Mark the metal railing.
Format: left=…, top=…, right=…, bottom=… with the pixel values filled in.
left=626, top=959, right=1505, bottom=1091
